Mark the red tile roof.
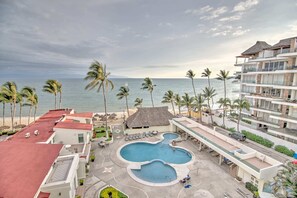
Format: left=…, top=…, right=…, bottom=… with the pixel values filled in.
left=0, top=142, right=62, bottom=198
left=68, top=112, right=93, bottom=118
left=10, top=109, right=72, bottom=143
left=54, top=122, right=93, bottom=131
left=37, top=192, right=51, bottom=198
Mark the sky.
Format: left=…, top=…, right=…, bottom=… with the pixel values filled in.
left=0, top=0, right=297, bottom=79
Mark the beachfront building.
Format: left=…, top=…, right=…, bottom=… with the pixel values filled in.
left=0, top=142, right=80, bottom=198
left=235, top=36, right=297, bottom=145
left=0, top=109, right=94, bottom=197
left=172, top=117, right=282, bottom=197
left=125, top=106, right=174, bottom=134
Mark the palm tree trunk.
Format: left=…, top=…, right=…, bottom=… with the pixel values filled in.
left=208, top=99, right=213, bottom=124
left=208, top=77, right=214, bottom=107
left=191, top=79, right=197, bottom=97
left=237, top=109, right=241, bottom=132
left=11, top=102, right=16, bottom=131
left=171, top=102, right=175, bottom=115
left=28, top=106, right=32, bottom=125
left=19, top=103, right=22, bottom=125
left=125, top=96, right=130, bottom=117
left=102, top=84, right=109, bottom=138
left=199, top=107, right=202, bottom=123
left=187, top=106, right=191, bottom=118
left=178, top=105, right=181, bottom=115
left=59, top=92, right=62, bottom=109
left=2, top=103, right=5, bottom=126
left=150, top=91, right=154, bottom=107
left=223, top=79, right=226, bottom=128
left=54, top=94, right=57, bottom=109
left=34, top=106, right=37, bottom=121
left=10, top=103, right=13, bottom=130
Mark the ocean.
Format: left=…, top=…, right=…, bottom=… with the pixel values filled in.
left=0, top=78, right=239, bottom=116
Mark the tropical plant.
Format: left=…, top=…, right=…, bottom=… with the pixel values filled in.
left=181, top=93, right=194, bottom=117
left=16, top=92, right=23, bottom=125
left=22, top=86, right=38, bottom=124
left=216, top=70, right=231, bottom=127
left=117, top=86, right=130, bottom=117
left=134, top=98, right=143, bottom=107
left=217, top=97, right=231, bottom=126
left=85, top=61, right=114, bottom=138
left=186, top=69, right=197, bottom=97
left=43, top=79, right=59, bottom=109
left=271, top=161, right=297, bottom=198
left=202, top=87, right=217, bottom=125
left=233, top=99, right=250, bottom=132
left=56, top=81, right=62, bottom=109
left=0, top=92, right=9, bottom=126
left=174, top=94, right=182, bottom=115
left=162, top=90, right=176, bottom=115
left=141, top=77, right=156, bottom=107
left=201, top=68, right=213, bottom=106
left=195, top=94, right=206, bottom=122
left=1, top=81, right=18, bottom=130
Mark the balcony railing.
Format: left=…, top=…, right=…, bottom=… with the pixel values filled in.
left=243, top=65, right=297, bottom=73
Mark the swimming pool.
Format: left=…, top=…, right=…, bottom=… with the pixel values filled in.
left=120, top=133, right=192, bottom=164
left=119, top=133, right=192, bottom=185
left=131, top=160, right=177, bottom=183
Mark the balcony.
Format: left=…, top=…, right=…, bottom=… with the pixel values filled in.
left=250, top=106, right=281, bottom=115
left=242, top=115, right=280, bottom=128
left=272, top=99, right=297, bottom=107
left=268, top=127, right=297, bottom=141
left=270, top=114, right=297, bottom=124
left=243, top=65, right=297, bottom=75
left=245, top=93, right=282, bottom=101
left=277, top=48, right=297, bottom=57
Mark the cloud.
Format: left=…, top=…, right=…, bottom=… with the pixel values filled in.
left=219, top=13, right=243, bottom=22
left=158, top=22, right=173, bottom=27
left=232, top=28, right=250, bottom=36
left=233, top=0, right=259, bottom=12
left=200, top=6, right=228, bottom=20
left=184, top=5, right=213, bottom=15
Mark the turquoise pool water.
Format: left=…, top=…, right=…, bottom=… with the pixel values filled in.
left=131, top=160, right=177, bottom=183
left=120, top=133, right=192, bottom=164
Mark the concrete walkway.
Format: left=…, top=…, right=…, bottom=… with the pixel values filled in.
left=85, top=133, right=252, bottom=198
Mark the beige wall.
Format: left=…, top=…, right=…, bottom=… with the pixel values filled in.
left=53, top=128, right=92, bottom=145
left=125, top=125, right=171, bottom=134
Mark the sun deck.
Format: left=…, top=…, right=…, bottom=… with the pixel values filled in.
left=46, top=156, right=74, bottom=184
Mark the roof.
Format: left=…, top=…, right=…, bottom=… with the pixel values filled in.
left=126, top=106, right=174, bottom=128
left=37, top=192, right=51, bottom=198
left=54, top=122, right=93, bottom=130
left=67, top=112, right=94, bottom=118
left=269, top=36, right=297, bottom=49
left=0, top=142, right=62, bottom=198
left=10, top=109, right=72, bottom=143
left=241, top=41, right=271, bottom=55
left=45, top=156, right=74, bottom=184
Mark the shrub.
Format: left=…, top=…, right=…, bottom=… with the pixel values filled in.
left=79, top=179, right=84, bottom=186
left=0, top=132, right=2, bottom=136
left=274, top=145, right=294, bottom=157
left=241, top=130, right=274, bottom=148
left=90, top=154, right=95, bottom=162
left=227, top=127, right=236, bottom=133
left=245, top=182, right=258, bottom=193
left=7, top=131, right=17, bottom=136
left=100, top=187, right=128, bottom=198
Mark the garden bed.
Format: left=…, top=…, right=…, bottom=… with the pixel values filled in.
left=99, top=186, right=128, bottom=198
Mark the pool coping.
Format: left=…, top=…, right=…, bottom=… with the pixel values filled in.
left=116, top=132, right=195, bottom=186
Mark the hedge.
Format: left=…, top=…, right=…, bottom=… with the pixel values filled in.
left=245, top=182, right=258, bottom=192
left=274, top=145, right=294, bottom=157
left=241, top=130, right=274, bottom=148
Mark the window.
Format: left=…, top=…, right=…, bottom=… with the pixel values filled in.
left=78, top=134, right=84, bottom=143
left=251, top=175, right=258, bottom=187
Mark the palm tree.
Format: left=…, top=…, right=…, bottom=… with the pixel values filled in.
left=195, top=94, right=206, bottom=122
left=271, top=161, right=297, bottom=198
left=141, top=77, right=156, bottom=107
left=134, top=98, right=143, bottom=107
left=0, top=92, right=9, bottom=126
left=174, top=94, right=182, bottom=115
left=181, top=93, right=194, bottom=117
left=201, top=68, right=214, bottom=107
left=203, top=87, right=217, bottom=125
left=186, top=70, right=197, bottom=97
left=233, top=98, right=250, bottom=132
left=43, top=79, right=58, bottom=109
left=216, top=70, right=231, bottom=127
left=16, top=92, right=23, bottom=125
left=117, top=86, right=130, bottom=117
left=1, top=81, right=18, bottom=130
left=162, top=90, right=176, bottom=115
left=56, top=81, right=62, bottom=109
left=85, top=61, right=114, bottom=137
left=22, top=87, right=38, bottom=124
left=217, top=98, right=231, bottom=127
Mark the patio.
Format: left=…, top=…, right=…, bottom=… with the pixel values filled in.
left=83, top=133, right=252, bottom=198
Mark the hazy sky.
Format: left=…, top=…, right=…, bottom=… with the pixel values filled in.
left=0, top=0, right=297, bottom=78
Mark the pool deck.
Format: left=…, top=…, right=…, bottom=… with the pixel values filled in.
left=84, top=133, right=253, bottom=198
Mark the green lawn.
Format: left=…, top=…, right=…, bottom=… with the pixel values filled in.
left=99, top=186, right=128, bottom=198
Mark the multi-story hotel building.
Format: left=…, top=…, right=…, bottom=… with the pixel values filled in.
left=235, top=36, right=297, bottom=144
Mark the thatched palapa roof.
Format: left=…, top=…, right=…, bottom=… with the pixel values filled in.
left=126, top=106, right=174, bottom=128
left=241, top=41, right=271, bottom=55
left=269, top=37, right=297, bottom=49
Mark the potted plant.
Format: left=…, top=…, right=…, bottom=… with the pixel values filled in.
left=90, top=154, right=95, bottom=162
left=79, top=179, right=84, bottom=186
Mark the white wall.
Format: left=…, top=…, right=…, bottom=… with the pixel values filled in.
left=66, top=116, right=92, bottom=124
left=53, top=128, right=92, bottom=145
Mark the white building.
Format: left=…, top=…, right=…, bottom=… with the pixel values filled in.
left=235, top=36, right=297, bottom=145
